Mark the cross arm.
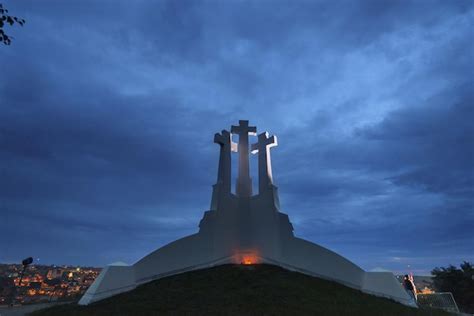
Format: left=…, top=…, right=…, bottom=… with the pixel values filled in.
left=214, top=130, right=231, bottom=145
left=251, top=143, right=259, bottom=154
left=231, top=120, right=257, bottom=136
left=251, top=132, right=278, bottom=154
left=248, top=126, right=257, bottom=135
left=267, top=135, right=278, bottom=147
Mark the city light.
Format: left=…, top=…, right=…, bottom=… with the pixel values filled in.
left=0, top=263, right=101, bottom=305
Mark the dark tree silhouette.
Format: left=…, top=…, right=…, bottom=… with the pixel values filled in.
left=0, top=3, right=25, bottom=45
left=432, top=261, right=474, bottom=313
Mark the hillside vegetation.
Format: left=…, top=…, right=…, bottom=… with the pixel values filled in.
left=31, top=264, right=450, bottom=316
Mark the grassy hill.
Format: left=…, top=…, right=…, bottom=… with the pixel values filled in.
left=31, top=264, right=450, bottom=316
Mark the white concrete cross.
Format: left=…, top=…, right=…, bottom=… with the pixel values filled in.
left=214, top=130, right=237, bottom=193
left=231, top=120, right=256, bottom=197
left=251, top=132, right=278, bottom=194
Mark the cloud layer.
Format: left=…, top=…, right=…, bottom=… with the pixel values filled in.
left=1, top=0, right=472, bottom=274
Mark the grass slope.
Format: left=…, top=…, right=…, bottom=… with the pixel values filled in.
left=31, top=264, right=450, bottom=316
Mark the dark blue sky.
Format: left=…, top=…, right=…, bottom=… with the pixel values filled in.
left=1, top=0, right=472, bottom=275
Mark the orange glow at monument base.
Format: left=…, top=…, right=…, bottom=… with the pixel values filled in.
left=242, top=257, right=254, bottom=265
left=234, top=250, right=261, bottom=265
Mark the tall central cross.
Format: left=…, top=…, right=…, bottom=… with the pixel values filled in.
left=231, top=120, right=257, bottom=197
left=251, top=132, right=278, bottom=194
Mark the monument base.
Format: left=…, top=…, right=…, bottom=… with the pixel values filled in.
left=80, top=228, right=415, bottom=307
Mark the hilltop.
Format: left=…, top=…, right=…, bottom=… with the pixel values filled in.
left=31, top=264, right=449, bottom=316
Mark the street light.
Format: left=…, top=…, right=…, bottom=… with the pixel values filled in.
left=9, top=257, right=33, bottom=307
left=18, top=257, right=33, bottom=287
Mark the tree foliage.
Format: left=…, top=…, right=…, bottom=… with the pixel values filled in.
left=432, top=261, right=474, bottom=313
left=0, top=3, right=25, bottom=45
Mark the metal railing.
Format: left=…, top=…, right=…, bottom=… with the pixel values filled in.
left=417, top=292, right=460, bottom=313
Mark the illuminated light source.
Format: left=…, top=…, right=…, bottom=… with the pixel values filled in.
left=235, top=250, right=260, bottom=265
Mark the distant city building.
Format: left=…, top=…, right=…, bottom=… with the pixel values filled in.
left=0, top=263, right=101, bottom=305
left=46, top=268, right=64, bottom=280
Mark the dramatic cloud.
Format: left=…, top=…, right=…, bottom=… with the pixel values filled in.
left=1, top=0, right=472, bottom=274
